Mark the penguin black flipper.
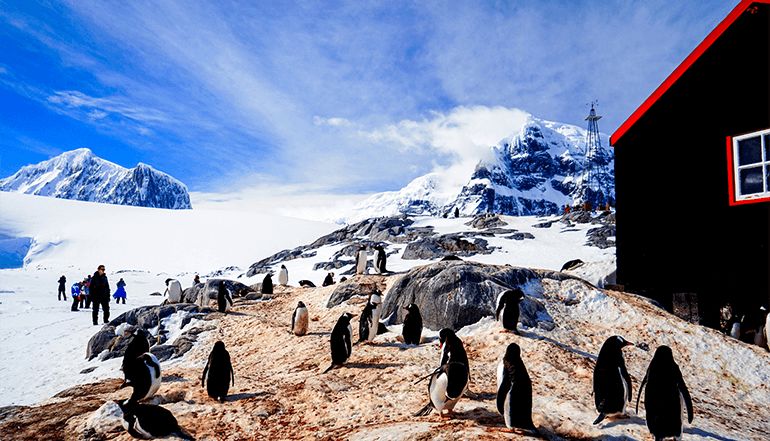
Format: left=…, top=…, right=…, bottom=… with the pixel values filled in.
left=676, top=366, right=694, bottom=423
left=620, top=361, right=633, bottom=402
left=496, top=366, right=511, bottom=416
left=291, top=309, right=296, bottom=333
left=636, top=369, right=649, bottom=414
left=230, top=364, right=235, bottom=387
left=202, top=359, right=210, bottom=388
left=592, top=413, right=606, bottom=425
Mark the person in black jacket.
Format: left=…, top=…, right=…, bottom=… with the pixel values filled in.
left=57, top=275, right=67, bottom=301
left=90, top=264, right=111, bottom=326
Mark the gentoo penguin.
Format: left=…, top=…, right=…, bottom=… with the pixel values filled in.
left=278, top=265, right=288, bottom=286
left=496, top=289, right=525, bottom=333
left=593, top=335, right=634, bottom=425
left=117, top=324, right=150, bottom=375
left=201, top=341, right=234, bottom=402
left=496, top=343, right=536, bottom=431
left=298, top=280, right=316, bottom=288
left=374, top=245, right=387, bottom=274
left=636, top=345, right=693, bottom=440
left=402, top=303, right=423, bottom=345
left=217, top=282, right=233, bottom=314
left=356, top=245, right=368, bottom=275
left=261, top=274, right=273, bottom=295
left=324, top=312, right=355, bottom=373
left=414, top=361, right=469, bottom=418
left=291, top=301, right=309, bottom=336
left=729, top=316, right=742, bottom=339
left=322, top=272, right=335, bottom=287
left=358, top=291, right=382, bottom=343
left=764, top=306, right=770, bottom=351
left=121, top=353, right=162, bottom=403
left=116, top=401, right=193, bottom=440
left=754, top=306, right=768, bottom=350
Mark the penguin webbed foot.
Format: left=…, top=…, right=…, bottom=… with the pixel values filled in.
left=592, top=413, right=606, bottom=425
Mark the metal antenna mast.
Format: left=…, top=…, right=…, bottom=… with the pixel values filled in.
left=582, top=101, right=611, bottom=206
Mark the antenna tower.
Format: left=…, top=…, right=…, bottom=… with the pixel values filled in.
left=582, top=101, right=611, bottom=206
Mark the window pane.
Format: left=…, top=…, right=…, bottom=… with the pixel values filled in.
left=740, top=166, right=763, bottom=195
left=738, top=136, right=762, bottom=165
left=765, top=134, right=770, bottom=160
left=766, top=165, right=770, bottom=193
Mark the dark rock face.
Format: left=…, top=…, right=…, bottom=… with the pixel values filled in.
left=505, top=232, right=535, bottom=241
left=381, top=261, right=553, bottom=331
left=182, top=279, right=251, bottom=303
left=326, top=276, right=388, bottom=308
left=586, top=225, right=616, bottom=249
left=401, top=234, right=493, bottom=260
left=465, top=214, right=508, bottom=229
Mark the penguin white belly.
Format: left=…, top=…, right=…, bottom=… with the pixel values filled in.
left=345, top=324, right=352, bottom=356
left=730, top=322, right=741, bottom=339
left=503, top=390, right=513, bottom=428
left=429, top=372, right=450, bottom=412
left=293, top=308, right=309, bottom=335
left=498, top=304, right=506, bottom=324
left=618, top=367, right=629, bottom=414
left=133, top=418, right=153, bottom=439
left=146, top=356, right=162, bottom=398
left=765, top=314, right=770, bottom=347
left=368, top=307, right=381, bottom=341
left=679, top=390, right=686, bottom=436
left=496, top=360, right=504, bottom=390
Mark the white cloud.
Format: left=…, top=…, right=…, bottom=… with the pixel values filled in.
left=47, top=90, right=167, bottom=124
left=313, top=116, right=353, bottom=127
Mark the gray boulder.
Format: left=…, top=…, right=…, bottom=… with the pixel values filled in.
left=505, top=232, right=535, bottom=240
left=381, top=261, right=552, bottom=331
left=85, top=327, right=117, bottom=360
left=586, top=225, right=616, bottom=249
left=183, top=279, right=251, bottom=303
left=326, top=276, right=387, bottom=308
left=465, top=214, right=508, bottom=229
left=401, top=234, right=493, bottom=260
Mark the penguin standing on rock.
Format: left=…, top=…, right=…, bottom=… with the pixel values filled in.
left=636, top=345, right=693, bottom=440
left=402, top=303, right=423, bottom=345
left=358, top=291, right=382, bottom=343
left=496, top=343, right=536, bottom=432
left=415, top=328, right=469, bottom=418
left=117, top=324, right=150, bottom=375
left=278, top=265, right=288, bottom=286
left=593, top=335, right=634, bottom=425
left=261, top=274, right=273, bottom=295
left=356, top=245, right=368, bottom=275
left=217, top=281, right=233, bottom=314
left=496, top=289, right=525, bottom=334
left=116, top=401, right=194, bottom=440
left=291, top=301, right=309, bottom=336
left=374, top=245, right=387, bottom=274
left=322, top=272, right=335, bottom=287
left=202, top=341, right=235, bottom=402
left=121, top=353, right=162, bottom=404
left=324, top=313, right=355, bottom=373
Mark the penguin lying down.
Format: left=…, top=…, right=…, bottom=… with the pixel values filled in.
left=116, top=401, right=194, bottom=440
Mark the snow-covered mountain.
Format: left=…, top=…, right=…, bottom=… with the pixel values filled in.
left=0, top=148, right=192, bottom=209
left=347, top=113, right=614, bottom=222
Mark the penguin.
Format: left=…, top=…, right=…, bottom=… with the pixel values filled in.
left=764, top=306, right=770, bottom=351
left=754, top=306, right=768, bottom=350
left=560, top=259, right=584, bottom=272
left=402, top=303, right=423, bottom=345
left=298, top=280, right=316, bottom=288
left=324, top=312, right=355, bottom=373
left=121, top=352, right=162, bottom=404
left=374, top=245, right=387, bottom=274
left=339, top=276, right=348, bottom=283
left=356, top=245, right=368, bottom=275
left=261, top=274, right=273, bottom=295
left=593, top=335, right=634, bottom=425
left=358, top=291, right=382, bottom=343
left=414, top=361, right=469, bottom=418
left=437, top=328, right=469, bottom=368
left=116, top=401, right=194, bottom=440
left=278, top=265, right=288, bottom=286
left=636, top=345, right=693, bottom=440
left=496, top=343, right=536, bottom=431
left=117, top=325, right=150, bottom=375
left=201, top=341, right=234, bottom=402
left=322, top=272, right=335, bottom=287
left=496, top=289, right=525, bottom=333
left=291, top=301, right=309, bottom=336
left=217, top=282, right=233, bottom=314
left=729, top=316, right=742, bottom=339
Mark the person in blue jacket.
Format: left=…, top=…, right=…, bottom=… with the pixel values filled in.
left=71, top=282, right=81, bottom=311
left=113, top=278, right=127, bottom=304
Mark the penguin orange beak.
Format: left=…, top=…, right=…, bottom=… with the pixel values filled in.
left=624, top=341, right=635, bottom=347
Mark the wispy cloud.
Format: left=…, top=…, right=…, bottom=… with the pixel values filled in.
left=47, top=90, right=167, bottom=124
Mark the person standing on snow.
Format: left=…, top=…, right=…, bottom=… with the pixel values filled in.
left=83, top=275, right=92, bottom=308
left=58, top=275, right=67, bottom=301
left=71, top=282, right=81, bottom=311
left=113, top=278, right=127, bottom=304
left=90, top=265, right=111, bottom=326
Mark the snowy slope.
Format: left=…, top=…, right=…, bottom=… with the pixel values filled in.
left=346, top=112, right=614, bottom=222
left=0, top=148, right=192, bottom=209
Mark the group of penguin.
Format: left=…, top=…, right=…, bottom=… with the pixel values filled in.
left=111, top=321, right=235, bottom=440
left=292, top=286, right=696, bottom=440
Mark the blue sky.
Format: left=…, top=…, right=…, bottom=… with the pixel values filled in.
left=0, top=0, right=738, bottom=192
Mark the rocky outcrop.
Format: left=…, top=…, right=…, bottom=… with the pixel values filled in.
left=381, top=261, right=554, bottom=330
left=182, top=279, right=253, bottom=303
left=401, top=234, right=493, bottom=260
left=464, top=214, right=508, bottom=229
left=326, top=276, right=388, bottom=308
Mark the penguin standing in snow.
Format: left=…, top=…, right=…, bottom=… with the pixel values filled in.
left=415, top=328, right=469, bottom=417
left=402, top=303, right=423, bottom=345
left=116, top=401, right=193, bottom=440
left=202, top=341, right=234, bottom=402
left=291, top=301, right=309, bottom=336
left=358, top=291, right=382, bottom=343
left=496, top=343, right=536, bottom=432
left=121, top=353, right=162, bottom=403
left=496, top=289, right=525, bottom=334
left=593, top=335, right=634, bottom=425
left=324, top=312, right=355, bottom=373
left=261, top=273, right=273, bottom=295
left=217, top=281, right=233, bottom=314
left=636, top=345, right=693, bottom=440
left=278, top=265, right=289, bottom=286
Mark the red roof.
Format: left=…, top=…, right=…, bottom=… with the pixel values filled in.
left=610, top=0, right=769, bottom=146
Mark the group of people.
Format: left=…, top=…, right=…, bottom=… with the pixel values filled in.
left=59, top=266, right=126, bottom=325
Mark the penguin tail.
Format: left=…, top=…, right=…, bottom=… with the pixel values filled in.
left=414, top=402, right=433, bottom=417
left=592, top=413, right=606, bottom=425
left=174, top=428, right=195, bottom=441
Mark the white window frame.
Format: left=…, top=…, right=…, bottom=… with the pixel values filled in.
left=733, top=128, right=770, bottom=202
